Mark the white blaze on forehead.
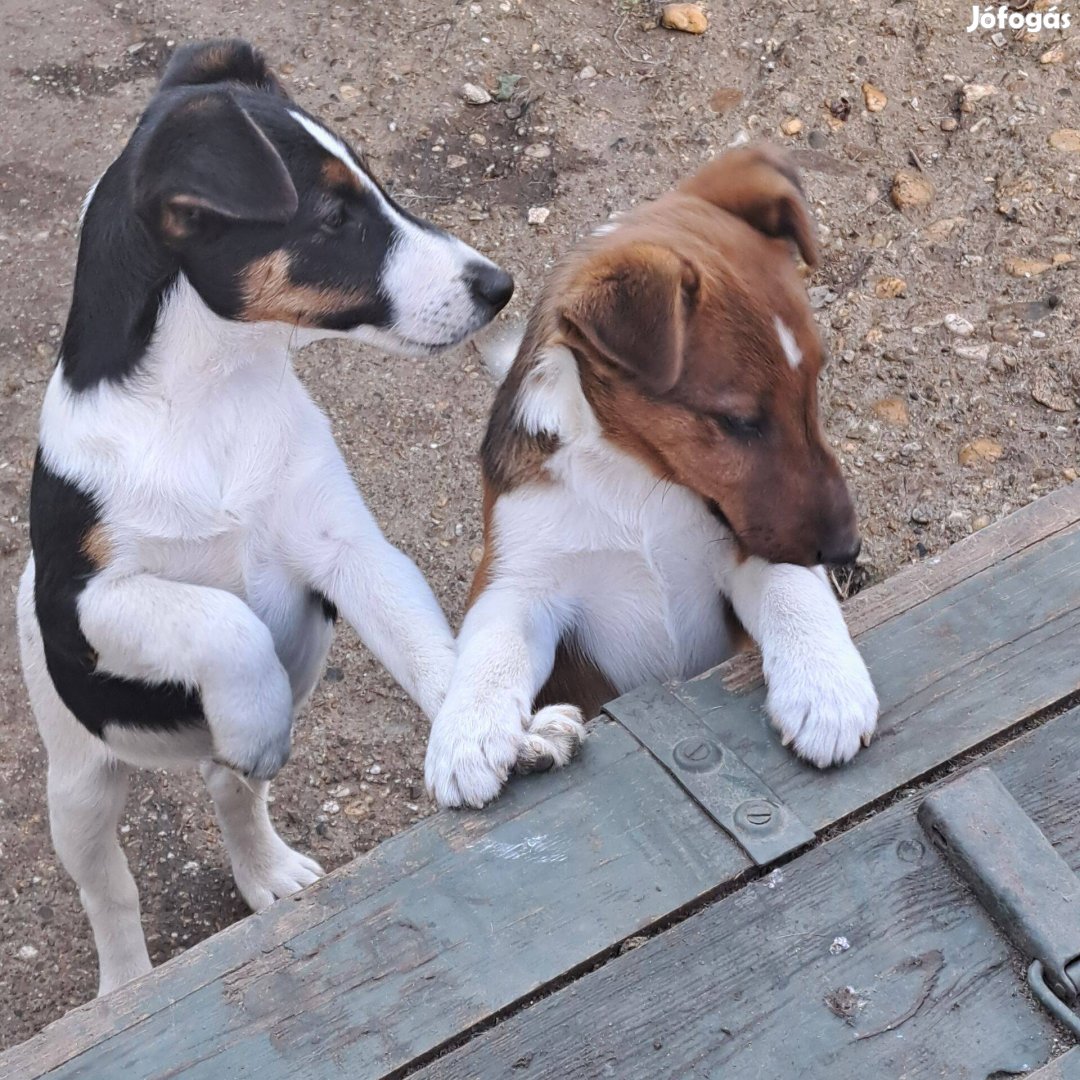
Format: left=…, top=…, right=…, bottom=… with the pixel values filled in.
left=288, top=110, right=379, bottom=198
left=774, top=317, right=803, bottom=370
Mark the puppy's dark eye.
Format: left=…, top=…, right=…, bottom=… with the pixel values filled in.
left=321, top=202, right=348, bottom=233
left=710, top=412, right=764, bottom=440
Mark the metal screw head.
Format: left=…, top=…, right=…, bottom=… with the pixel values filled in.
left=734, top=799, right=778, bottom=831
left=672, top=736, right=723, bottom=772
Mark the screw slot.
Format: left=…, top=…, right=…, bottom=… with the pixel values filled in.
left=734, top=798, right=779, bottom=833
left=672, top=736, right=723, bottom=773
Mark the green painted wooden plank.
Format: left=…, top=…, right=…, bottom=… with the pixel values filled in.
left=0, top=722, right=748, bottom=1080
left=673, top=522, right=1080, bottom=831
left=418, top=707, right=1080, bottom=1080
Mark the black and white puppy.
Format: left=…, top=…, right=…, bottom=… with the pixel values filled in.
left=16, top=39, right=513, bottom=996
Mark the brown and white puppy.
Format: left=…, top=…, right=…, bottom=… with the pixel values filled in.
left=424, top=146, right=878, bottom=809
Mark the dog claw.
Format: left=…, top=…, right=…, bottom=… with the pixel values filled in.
left=861, top=730, right=874, bottom=748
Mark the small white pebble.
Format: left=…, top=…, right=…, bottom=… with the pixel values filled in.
left=321, top=800, right=341, bottom=815
left=17, top=945, right=39, bottom=961
left=943, top=313, right=975, bottom=336
left=830, top=936, right=851, bottom=955
left=527, top=206, right=551, bottom=225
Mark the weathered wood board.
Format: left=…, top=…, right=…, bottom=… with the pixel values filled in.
left=673, top=510, right=1080, bottom=830
left=0, top=725, right=749, bottom=1080
left=1029, top=1049, right=1080, bottom=1079
left=1, top=482, right=1077, bottom=1080
left=418, top=706, right=1080, bottom=1080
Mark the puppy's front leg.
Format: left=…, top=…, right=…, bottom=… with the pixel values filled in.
left=79, top=574, right=295, bottom=777
left=726, top=558, right=878, bottom=767
left=283, top=440, right=456, bottom=720
left=424, top=590, right=585, bottom=809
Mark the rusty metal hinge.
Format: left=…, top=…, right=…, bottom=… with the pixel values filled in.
left=919, top=767, right=1080, bottom=1040
left=604, top=681, right=815, bottom=866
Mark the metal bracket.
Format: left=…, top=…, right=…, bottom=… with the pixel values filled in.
left=919, top=767, right=1080, bottom=1036
left=604, top=681, right=815, bottom=866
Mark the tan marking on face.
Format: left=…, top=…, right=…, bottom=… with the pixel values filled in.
left=322, top=156, right=363, bottom=194
left=240, top=250, right=368, bottom=325
left=81, top=524, right=112, bottom=570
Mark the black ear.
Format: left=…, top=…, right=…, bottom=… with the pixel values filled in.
left=158, top=39, right=289, bottom=98
left=134, top=92, right=298, bottom=233
left=562, top=242, right=700, bottom=395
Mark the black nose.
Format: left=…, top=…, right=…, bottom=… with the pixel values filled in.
left=817, top=534, right=862, bottom=567
left=464, top=262, right=514, bottom=312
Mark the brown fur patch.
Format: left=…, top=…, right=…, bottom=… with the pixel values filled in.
left=535, top=637, right=618, bottom=719
left=322, top=156, right=362, bottom=193
left=80, top=523, right=112, bottom=570
left=467, top=485, right=500, bottom=609
left=479, top=336, right=560, bottom=496
left=723, top=599, right=755, bottom=654
left=240, top=250, right=368, bottom=324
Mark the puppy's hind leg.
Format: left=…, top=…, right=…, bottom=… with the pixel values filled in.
left=18, top=561, right=151, bottom=996
left=49, top=752, right=151, bottom=995
left=200, top=762, right=323, bottom=912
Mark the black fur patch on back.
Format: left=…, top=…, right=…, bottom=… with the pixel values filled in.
left=30, top=452, right=205, bottom=736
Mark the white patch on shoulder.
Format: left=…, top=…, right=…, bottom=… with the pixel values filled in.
left=591, top=210, right=626, bottom=237
left=514, top=345, right=599, bottom=440
left=775, top=317, right=802, bottom=370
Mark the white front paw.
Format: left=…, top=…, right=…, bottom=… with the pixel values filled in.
left=232, top=836, right=324, bottom=912
left=764, top=644, right=878, bottom=768
left=425, top=703, right=586, bottom=810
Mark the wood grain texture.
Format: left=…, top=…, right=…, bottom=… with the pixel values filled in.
left=0, top=723, right=748, bottom=1080
left=714, top=479, right=1080, bottom=693
left=418, top=707, right=1080, bottom=1080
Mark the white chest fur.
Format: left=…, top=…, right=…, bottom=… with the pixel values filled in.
left=494, top=345, right=738, bottom=692
left=37, top=277, right=334, bottom=682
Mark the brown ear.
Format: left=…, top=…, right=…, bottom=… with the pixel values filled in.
left=561, top=243, right=699, bottom=395
left=679, top=145, right=819, bottom=268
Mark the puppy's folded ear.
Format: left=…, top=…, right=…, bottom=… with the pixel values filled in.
left=679, top=145, right=819, bottom=268
left=158, top=39, right=289, bottom=99
left=134, top=93, right=298, bottom=233
left=561, top=242, right=700, bottom=395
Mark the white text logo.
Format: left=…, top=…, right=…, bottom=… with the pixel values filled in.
left=967, top=4, right=1072, bottom=32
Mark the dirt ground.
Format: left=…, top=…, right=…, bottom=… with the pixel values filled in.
left=0, top=0, right=1077, bottom=1051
